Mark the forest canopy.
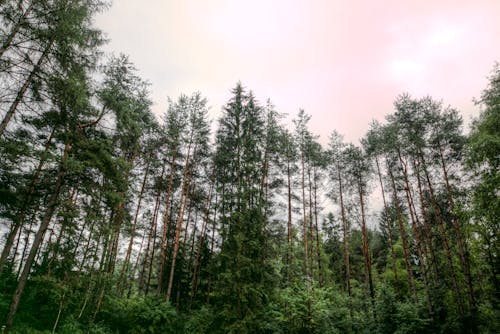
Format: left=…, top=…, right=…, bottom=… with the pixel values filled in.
left=0, top=1, right=499, bottom=333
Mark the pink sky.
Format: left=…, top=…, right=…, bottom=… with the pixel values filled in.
left=95, top=0, right=500, bottom=144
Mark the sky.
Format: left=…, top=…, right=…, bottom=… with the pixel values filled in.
left=94, top=0, right=500, bottom=144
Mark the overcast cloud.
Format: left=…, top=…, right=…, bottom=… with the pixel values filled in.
left=95, top=0, right=500, bottom=143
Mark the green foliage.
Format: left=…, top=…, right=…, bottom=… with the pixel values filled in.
left=1, top=1, right=499, bottom=332
left=97, top=295, right=183, bottom=334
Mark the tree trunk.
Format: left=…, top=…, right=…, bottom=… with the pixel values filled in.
left=307, top=160, right=315, bottom=279
left=337, top=167, right=351, bottom=296
left=387, top=164, right=416, bottom=297
left=189, top=178, right=214, bottom=308
left=157, top=150, right=178, bottom=292
left=0, top=127, right=55, bottom=273
left=301, top=151, right=309, bottom=279
left=5, top=141, right=70, bottom=329
left=438, top=144, right=477, bottom=323
left=138, top=163, right=166, bottom=293
left=375, top=156, right=400, bottom=296
left=313, top=167, right=323, bottom=287
left=119, top=155, right=151, bottom=293
left=0, top=1, right=35, bottom=59
left=412, top=159, right=440, bottom=279
left=286, top=156, right=294, bottom=282
left=166, top=142, right=194, bottom=302
left=358, top=180, right=375, bottom=306
left=0, top=38, right=53, bottom=137
left=418, top=151, right=464, bottom=314
left=397, top=152, right=432, bottom=314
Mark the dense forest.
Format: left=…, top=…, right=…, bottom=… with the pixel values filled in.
left=0, top=1, right=499, bottom=333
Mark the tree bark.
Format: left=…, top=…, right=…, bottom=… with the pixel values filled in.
left=166, top=142, right=194, bottom=302
left=5, top=141, right=70, bottom=329
left=157, top=150, right=178, bottom=292
left=388, top=164, right=416, bottom=297
left=438, top=144, right=477, bottom=321
left=418, top=151, right=464, bottom=314
left=0, top=38, right=53, bottom=137
left=358, top=180, right=375, bottom=306
left=375, top=156, right=400, bottom=296
left=337, top=166, right=351, bottom=296
left=313, top=167, right=323, bottom=287
left=119, top=155, right=151, bottom=293
left=0, top=127, right=55, bottom=273
left=301, top=151, right=309, bottom=279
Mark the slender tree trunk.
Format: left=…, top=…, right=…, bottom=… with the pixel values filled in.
left=0, top=38, right=54, bottom=137
left=438, top=144, right=477, bottom=323
left=181, top=184, right=196, bottom=251
left=375, top=156, right=400, bottom=296
left=286, top=156, right=294, bottom=282
left=412, top=158, right=440, bottom=278
left=418, top=151, right=464, bottom=314
left=0, top=127, right=55, bottom=273
left=337, top=167, right=351, bottom=296
left=47, top=189, right=77, bottom=277
left=15, top=212, right=35, bottom=278
left=138, top=163, right=166, bottom=293
left=398, top=152, right=433, bottom=314
left=301, top=151, right=309, bottom=279
left=158, top=150, right=178, bottom=292
left=313, top=167, right=323, bottom=287
left=166, top=142, right=194, bottom=302
left=127, top=229, right=146, bottom=298
left=0, top=1, right=34, bottom=60
left=189, top=178, right=214, bottom=308
left=78, top=218, right=96, bottom=273
left=119, top=155, right=151, bottom=293
left=206, top=188, right=218, bottom=304
left=51, top=289, right=65, bottom=334
left=358, top=180, right=375, bottom=306
left=387, top=164, right=416, bottom=297
left=307, top=161, right=315, bottom=279
left=5, top=141, right=70, bottom=329
left=145, top=200, right=160, bottom=295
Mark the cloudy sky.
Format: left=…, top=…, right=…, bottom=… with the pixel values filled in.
left=95, top=0, right=500, bottom=144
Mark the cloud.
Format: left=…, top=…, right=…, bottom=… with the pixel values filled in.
left=95, top=0, right=500, bottom=143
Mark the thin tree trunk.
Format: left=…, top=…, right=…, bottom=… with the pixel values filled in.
left=0, top=0, right=34, bottom=59
left=418, top=151, right=464, bottom=314
left=189, top=178, right=214, bottom=309
left=166, top=143, right=195, bottom=302
left=438, top=144, right=477, bottom=322
left=398, top=152, right=432, bottom=314
left=127, top=229, right=147, bottom=298
left=413, top=158, right=440, bottom=279
left=119, top=155, right=151, bottom=292
left=15, top=212, right=36, bottom=278
left=313, top=167, right=323, bottom=287
left=387, top=164, right=416, bottom=297
left=0, top=127, right=55, bottom=273
left=358, top=180, right=375, bottom=306
left=307, top=161, right=315, bottom=280
left=5, top=141, right=70, bottom=329
left=145, top=200, right=160, bottom=295
left=138, top=163, right=165, bottom=293
left=51, top=289, right=65, bottom=334
left=375, top=156, right=400, bottom=296
left=286, top=157, right=294, bottom=283
left=157, top=150, right=178, bottom=292
left=337, top=167, right=351, bottom=296
left=206, top=188, right=218, bottom=304
left=301, top=151, right=309, bottom=279
left=0, top=38, right=54, bottom=137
